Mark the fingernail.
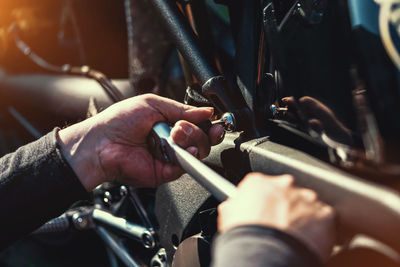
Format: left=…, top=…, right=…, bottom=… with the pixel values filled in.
left=186, top=146, right=198, bottom=157
left=173, top=126, right=187, bottom=142
left=181, top=124, right=193, bottom=136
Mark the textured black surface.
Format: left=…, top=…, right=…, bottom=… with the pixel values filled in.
left=155, top=173, right=211, bottom=263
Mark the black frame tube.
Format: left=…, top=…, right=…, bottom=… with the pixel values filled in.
left=150, top=0, right=218, bottom=85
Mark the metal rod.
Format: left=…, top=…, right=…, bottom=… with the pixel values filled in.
left=8, top=106, right=42, bottom=139
left=129, top=189, right=155, bottom=230
left=92, top=209, right=155, bottom=249
left=169, top=140, right=237, bottom=201
left=150, top=0, right=218, bottom=85
left=105, top=246, right=119, bottom=267
left=96, top=226, right=141, bottom=267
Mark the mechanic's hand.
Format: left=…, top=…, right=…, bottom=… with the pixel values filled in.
left=58, top=94, right=224, bottom=191
left=281, top=96, right=353, bottom=144
left=217, top=173, right=335, bottom=262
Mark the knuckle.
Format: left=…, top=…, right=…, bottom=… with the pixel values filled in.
left=301, top=188, right=318, bottom=201
left=182, top=104, right=193, bottom=110
left=299, top=96, right=313, bottom=103
left=243, top=172, right=263, bottom=182
left=322, top=205, right=335, bottom=217
left=174, top=120, right=186, bottom=127
left=239, top=172, right=270, bottom=189
left=141, top=93, right=156, bottom=101
left=278, top=174, right=295, bottom=187
left=217, top=202, right=227, bottom=214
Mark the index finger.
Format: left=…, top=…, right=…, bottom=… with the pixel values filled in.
left=145, top=94, right=214, bottom=123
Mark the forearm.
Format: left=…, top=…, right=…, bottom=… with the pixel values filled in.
left=0, top=129, right=88, bottom=250
left=211, top=225, right=323, bottom=267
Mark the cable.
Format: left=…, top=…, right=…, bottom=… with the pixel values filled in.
left=8, top=23, right=124, bottom=103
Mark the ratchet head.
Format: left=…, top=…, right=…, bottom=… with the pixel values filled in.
left=148, top=118, right=228, bottom=163
left=148, top=121, right=237, bottom=201
left=148, top=122, right=174, bottom=163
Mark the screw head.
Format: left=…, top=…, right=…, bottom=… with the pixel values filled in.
left=81, top=65, right=90, bottom=74
left=270, top=104, right=278, bottom=115
left=221, top=112, right=236, bottom=132
left=61, top=64, right=71, bottom=73
left=120, top=185, right=128, bottom=196
left=157, top=252, right=166, bottom=262
left=72, top=214, right=88, bottom=229
left=103, top=191, right=112, bottom=203
left=142, top=231, right=156, bottom=249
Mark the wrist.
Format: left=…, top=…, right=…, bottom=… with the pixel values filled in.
left=57, top=118, right=107, bottom=191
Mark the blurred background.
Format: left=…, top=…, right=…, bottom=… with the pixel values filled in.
left=0, top=0, right=128, bottom=77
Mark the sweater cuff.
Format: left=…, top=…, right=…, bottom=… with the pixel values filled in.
left=0, top=128, right=89, bottom=250
left=211, top=225, right=323, bottom=267
left=52, top=127, right=89, bottom=197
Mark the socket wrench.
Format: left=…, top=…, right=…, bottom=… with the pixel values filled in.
left=148, top=122, right=236, bottom=201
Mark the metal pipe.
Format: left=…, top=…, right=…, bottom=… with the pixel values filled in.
left=129, top=189, right=155, bottom=230
left=169, top=139, right=237, bottom=201
left=96, top=226, right=141, bottom=267
left=150, top=0, right=218, bottom=85
left=8, top=106, right=42, bottom=139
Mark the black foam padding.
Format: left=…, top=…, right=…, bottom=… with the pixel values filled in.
left=155, top=174, right=211, bottom=262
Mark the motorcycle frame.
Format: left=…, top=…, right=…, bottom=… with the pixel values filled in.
left=11, top=0, right=400, bottom=264
left=148, top=0, right=400, bottom=253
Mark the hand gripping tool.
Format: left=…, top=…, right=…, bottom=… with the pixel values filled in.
left=148, top=121, right=236, bottom=202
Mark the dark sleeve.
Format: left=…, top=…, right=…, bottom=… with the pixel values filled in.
left=0, top=128, right=89, bottom=250
left=211, top=225, right=323, bottom=267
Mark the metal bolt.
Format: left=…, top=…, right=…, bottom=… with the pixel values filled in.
left=157, top=252, right=166, bottom=262
left=104, top=191, right=112, bottom=203
left=211, top=112, right=236, bottom=132
left=73, top=214, right=88, bottom=230
left=270, top=104, right=288, bottom=116
left=61, top=64, right=71, bottom=73
left=221, top=112, right=236, bottom=132
left=23, top=47, right=31, bottom=55
left=81, top=65, right=90, bottom=74
left=150, top=248, right=167, bottom=267
left=142, top=231, right=156, bottom=249
left=120, top=186, right=128, bottom=197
